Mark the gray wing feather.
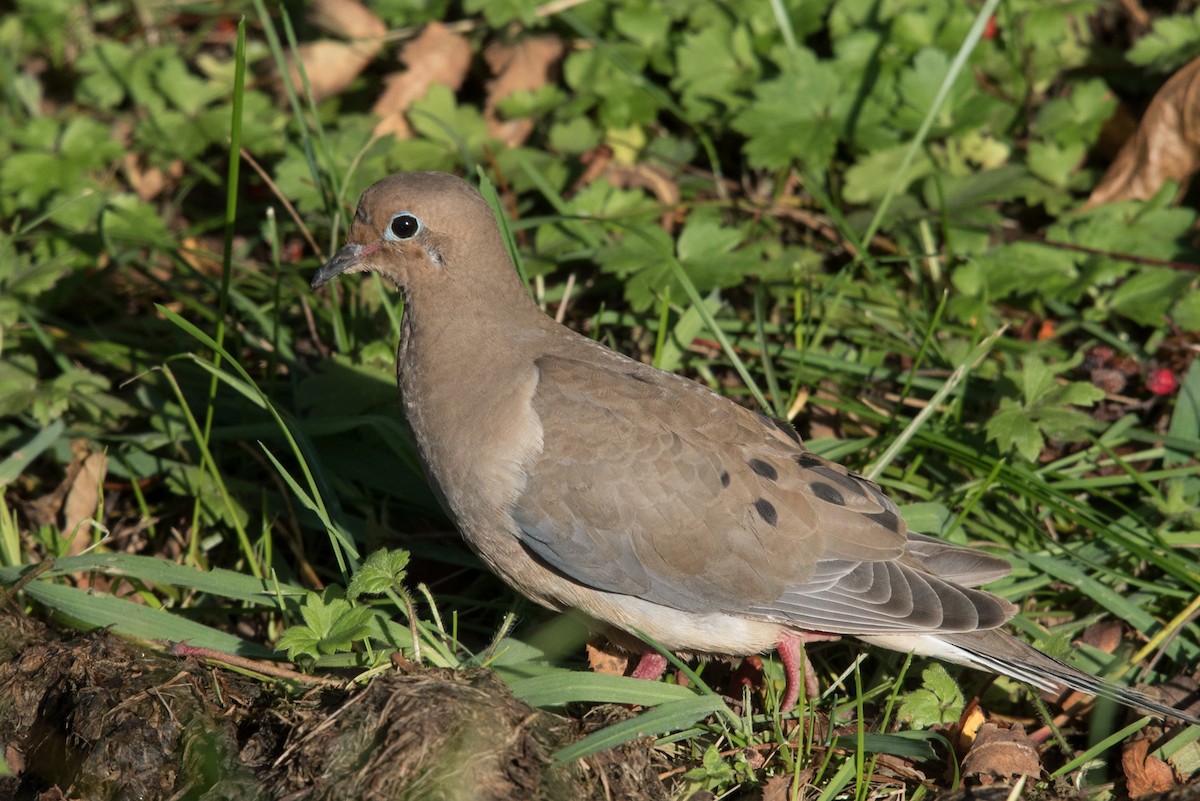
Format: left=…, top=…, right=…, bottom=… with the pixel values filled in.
left=513, top=351, right=1014, bottom=635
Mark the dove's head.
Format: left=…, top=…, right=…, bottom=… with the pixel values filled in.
left=312, top=172, right=521, bottom=302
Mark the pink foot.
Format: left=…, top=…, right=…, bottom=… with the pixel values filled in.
left=776, top=630, right=840, bottom=711
left=630, top=651, right=669, bottom=681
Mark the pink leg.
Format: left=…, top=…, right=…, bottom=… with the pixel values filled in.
left=776, top=631, right=840, bottom=711
left=630, top=651, right=669, bottom=681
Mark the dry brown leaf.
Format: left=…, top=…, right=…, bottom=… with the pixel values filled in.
left=1080, top=620, right=1125, bottom=654
left=121, top=153, right=183, bottom=202
left=594, top=163, right=683, bottom=232
left=178, top=236, right=222, bottom=277
left=286, top=0, right=385, bottom=102
left=1121, top=0, right=1152, bottom=32
left=62, top=448, right=107, bottom=556
left=289, top=40, right=378, bottom=103
left=960, top=723, right=1041, bottom=783
left=372, top=23, right=472, bottom=140
left=309, top=0, right=384, bottom=40
left=930, top=786, right=1027, bottom=801
left=23, top=442, right=84, bottom=530
left=1158, top=673, right=1200, bottom=721
left=870, top=753, right=927, bottom=784
left=761, top=774, right=797, bottom=801
left=1124, top=738, right=1177, bottom=798
left=586, top=642, right=629, bottom=676
left=571, top=145, right=614, bottom=194
left=4, top=744, right=25, bottom=777
left=484, top=36, right=564, bottom=148
left=1086, top=55, right=1200, bottom=208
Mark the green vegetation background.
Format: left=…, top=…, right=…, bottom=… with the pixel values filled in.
left=2, top=0, right=1200, bottom=794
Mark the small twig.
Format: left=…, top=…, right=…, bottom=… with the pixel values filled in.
left=170, top=642, right=342, bottom=686
left=1011, top=231, right=1200, bottom=273
left=3, top=559, right=55, bottom=609
left=865, top=324, right=1008, bottom=481
left=240, top=147, right=322, bottom=258
left=300, top=294, right=328, bottom=359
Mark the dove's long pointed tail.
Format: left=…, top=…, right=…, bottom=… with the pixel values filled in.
left=860, top=629, right=1199, bottom=725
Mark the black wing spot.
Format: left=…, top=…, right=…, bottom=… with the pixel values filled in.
left=720, top=470, right=731, bottom=488
left=748, top=458, right=778, bottom=481
left=795, top=454, right=823, bottom=470
left=626, top=370, right=654, bottom=384
left=810, top=481, right=846, bottom=506
left=866, top=509, right=902, bottom=534
left=836, top=473, right=869, bottom=498
left=753, top=498, right=778, bottom=527
left=762, top=414, right=802, bottom=444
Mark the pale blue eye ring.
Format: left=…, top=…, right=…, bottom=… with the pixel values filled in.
left=385, top=212, right=422, bottom=241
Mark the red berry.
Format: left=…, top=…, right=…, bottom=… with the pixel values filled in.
left=1146, top=368, right=1179, bottom=396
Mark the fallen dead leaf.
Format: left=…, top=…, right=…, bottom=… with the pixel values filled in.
left=871, top=752, right=927, bottom=784
left=121, top=153, right=184, bottom=202
left=586, top=642, right=629, bottom=676
left=930, top=786, right=1027, bottom=801
left=1124, top=738, right=1177, bottom=798
left=286, top=0, right=386, bottom=102
left=62, top=449, right=108, bottom=554
left=960, top=722, right=1041, bottom=783
left=309, top=0, right=383, bottom=39
left=1120, top=0, right=1152, bottom=33
left=4, top=743, right=25, bottom=777
left=571, top=145, right=614, bottom=195
left=584, top=162, right=683, bottom=232
left=762, top=773, right=798, bottom=801
left=1085, top=55, right=1200, bottom=208
left=372, top=23, right=473, bottom=140
left=178, top=236, right=223, bottom=277
left=1081, top=620, right=1125, bottom=654
left=484, top=36, right=564, bottom=148
left=289, top=40, right=376, bottom=101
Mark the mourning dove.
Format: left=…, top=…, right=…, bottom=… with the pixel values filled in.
left=313, top=171, right=1197, bottom=724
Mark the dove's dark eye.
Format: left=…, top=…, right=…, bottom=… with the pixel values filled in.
left=385, top=212, right=422, bottom=241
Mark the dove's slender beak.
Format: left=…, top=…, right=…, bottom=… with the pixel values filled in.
left=312, top=244, right=378, bottom=289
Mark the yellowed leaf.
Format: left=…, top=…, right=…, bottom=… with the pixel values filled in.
left=957, top=702, right=987, bottom=752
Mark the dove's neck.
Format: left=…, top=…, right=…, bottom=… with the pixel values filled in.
left=395, top=255, right=551, bottom=527
left=396, top=256, right=551, bottom=396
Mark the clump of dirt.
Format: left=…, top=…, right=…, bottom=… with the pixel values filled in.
left=0, top=613, right=669, bottom=800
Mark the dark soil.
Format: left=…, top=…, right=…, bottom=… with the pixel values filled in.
left=5, top=610, right=1197, bottom=801
left=0, top=613, right=670, bottom=801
